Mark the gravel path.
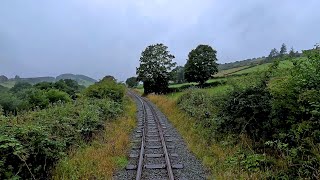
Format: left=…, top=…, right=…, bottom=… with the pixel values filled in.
left=114, top=93, right=208, bottom=180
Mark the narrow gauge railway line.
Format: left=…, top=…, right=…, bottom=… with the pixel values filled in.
left=126, top=91, right=183, bottom=180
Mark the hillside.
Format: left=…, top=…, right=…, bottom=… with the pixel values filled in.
left=56, top=74, right=97, bottom=87
left=0, top=74, right=97, bottom=88
left=218, top=57, right=266, bottom=70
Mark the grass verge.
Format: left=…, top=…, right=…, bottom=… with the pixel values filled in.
left=147, top=95, right=268, bottom=179
left=53, top=96, right=136, bottom=179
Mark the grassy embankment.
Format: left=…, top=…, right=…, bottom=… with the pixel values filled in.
left=53, top=95, right=136, bottom=179
left=147, top=76, right=268, bottom=179
left=144, top=58, right=314, bottom=179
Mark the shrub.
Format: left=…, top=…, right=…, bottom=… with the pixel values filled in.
left=84, top=78, right=125, bottom=102
left=218, top=84, right=273, bottom=142
left=176, top=47, right=320, bottom=178
left=0, top=92, right=24, bottom=114
left=0, top=98, right=123, bottom=179
left=45, top=89, right=71, bottom=104
left=0, top=75, right=126, bottom=179
left=10, top=82, right=32, bottom=93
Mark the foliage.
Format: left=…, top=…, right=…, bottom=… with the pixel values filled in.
left=10, top=82, right=32, bottom=94
left=0, top=85, right=8, bottom=92
left=0, top=79, right=84, bottom=114
left=84, top=77, right=125, bottom=102
left=0, top=92, right=24, bottom=115
left=280, top=43, right=287, bottom=56
left=149, top=95, right=268, bottom=179
left=267, top=48, right=280, bottom=61
left=126, top=77, right=138, bottom=88
left=56, top=73, right=97, bottom=86
left=174, top=47, right=320, bottom=179
left=136, top=43, right=176, bottom=94
left=53, top=97, right=136, bottom=179
left=185, top=44, right=218, bottom=85
left=17, top=88, right=49, bottom=109
left=46, top=89, right=71, bottom=104
left=170, top=66, right=185, bottom=84
left=218, top=84, right=273, bottom=141
left=0, top=78, right=125, bottom=179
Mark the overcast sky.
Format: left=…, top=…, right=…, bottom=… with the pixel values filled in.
left=0, top=0, right=319, bottom=81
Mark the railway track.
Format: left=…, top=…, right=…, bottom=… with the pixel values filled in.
left=126, top=91, right=183, bottom=180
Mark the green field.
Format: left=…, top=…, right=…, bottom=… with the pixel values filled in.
left=163, top=60, right=295, bottom=99
left=214, top=65, right=250, bottom=77
left=138, top=58, right=297, bottom=98
left=232, top=60, right=293, bottom=75
left=214, top=59, right=295, bottom=77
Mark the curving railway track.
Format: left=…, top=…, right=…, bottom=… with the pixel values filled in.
left=126, top=91, right=183, bottom=180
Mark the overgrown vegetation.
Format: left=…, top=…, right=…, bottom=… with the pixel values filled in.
left=126, top=76, right=138, bottom=88
left=148, top=46, right=320, bottom=179
left=0, top=80, right=83, bottom=115
left=137, top=43, right=176, bottom=94
left=185, top=44, right=218, bottom=85
left=53, top=96, right=136, bottom=179
left=0, top=77, right=126, bottom=179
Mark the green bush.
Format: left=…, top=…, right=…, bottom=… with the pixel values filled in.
left=0, top=77, right=125, bottom=179
left=10, top=82, right=32, bottom=93
left=0, top=98, right=123, bottom=179
left=177, top=48, right=320, bottom=178
left=16, top=88, right=49, bottom=109
left=45, top=89, right=71, bottom=104
left=0, top=92, right=24, bottom=114
left=218, top=84, right=272, bottom=142
left=84, top=78, right=125, bottom=102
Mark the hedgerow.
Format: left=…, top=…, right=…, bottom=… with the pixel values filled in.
left=0, top=78, right=125, bottom=179
left=177, top=47, right=320, bottom=178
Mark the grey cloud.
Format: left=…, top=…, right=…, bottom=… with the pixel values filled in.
left=0, top=0, right=319, bottom=81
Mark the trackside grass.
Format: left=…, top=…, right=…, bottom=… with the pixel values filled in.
left=53, top=96, right=136, bottom=179
left=147, top=95, right=269, bottom=179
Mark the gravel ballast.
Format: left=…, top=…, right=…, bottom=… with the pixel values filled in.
left=114, top=93, right=208, bottom=180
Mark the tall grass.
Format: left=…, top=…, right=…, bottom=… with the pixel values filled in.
left=53, top=96, right=136, bottom=179
left=148, top=95, right=269, bottom=179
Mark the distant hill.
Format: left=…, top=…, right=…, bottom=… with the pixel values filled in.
left=56, top=74, right=97, bottom=87
left=0, top=74, right=97, bottom=88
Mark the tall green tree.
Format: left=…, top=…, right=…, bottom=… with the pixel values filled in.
left=267, top=48, right=279, bottom=61
left=136, top=43, right=176, bottom=94
left=280, top=43, right=287, bottom=56
left=126, top=77, right=138, bottom=88
left=184, top=44, right=218, bottom=85
left=289, top=47, right=295, bottom=57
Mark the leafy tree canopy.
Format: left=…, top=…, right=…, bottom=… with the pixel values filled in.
left=185, top=44, right=218, bottom=84
left=170, top=66, right=185, bottom=84
left=126, top=77, right=138, bottom=88
left=136, top=43, right=176, bottom=94
left=280, top=43, right=287, bottom=55
left=10, top=82, right=32, bottom=93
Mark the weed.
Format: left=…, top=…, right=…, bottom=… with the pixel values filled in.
left=53, top=96, right=136, bottom=179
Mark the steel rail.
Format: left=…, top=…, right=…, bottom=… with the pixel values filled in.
left=143, top=98, right=175, bottom=180
left=129, top=91, right=175, bottom=180
left=128, top=91, right=146, bottom=180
